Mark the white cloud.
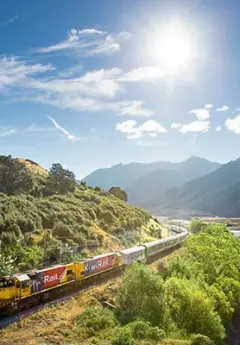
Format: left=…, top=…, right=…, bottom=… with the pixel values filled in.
left=189, top=108, right=210, bottom=120
left=217, top=105, right=229, bottom=112
left=216, top=126, right=221, bottom=132
left=0, top=56, right=54, bottom=90
left=170, top=122, right=181, bottom=129
left=116, top=100, right=154, bottom=117
left=32, top=68, right=122, bottom=99
left=0, top=57, right=162, bottom=117
left=225, top=115, right=240, bottom=133
left=116, top=120, right=167, bottom=139
left=35, top=28, right=128, bottom=55
left=118, top=66, right=173, bottom=83
left=172, top=120, right=210, bottom=133
left=48, top=116, right=75, bottom=140
left=204, top=104, right=213, bottom=109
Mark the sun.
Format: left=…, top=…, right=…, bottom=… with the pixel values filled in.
left=152, top=26, right=192, bottom=70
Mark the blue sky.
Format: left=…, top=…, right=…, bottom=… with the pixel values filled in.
left=1, top=0, right=240, bottom=178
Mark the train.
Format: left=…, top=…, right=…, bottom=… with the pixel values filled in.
left=0, top=230, right=188, bottom=315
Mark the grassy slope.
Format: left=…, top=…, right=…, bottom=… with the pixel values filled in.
left=1, top=159, right=163, bottom=269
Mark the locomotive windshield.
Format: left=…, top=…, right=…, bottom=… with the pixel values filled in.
left=0, top=278, right=14, bottom=288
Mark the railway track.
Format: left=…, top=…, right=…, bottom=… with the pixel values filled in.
left=0, top=244, right=181, bottom=330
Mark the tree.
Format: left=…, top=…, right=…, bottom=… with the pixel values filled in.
left=0, top=252, right=15, bottom=276
left=190, top=219, right=206, bottom=233
left=46, top=163, right=76, bottom=195
left=109, top=187, right=128, bottom=202
left=116, top=263, right=164, bottom=325
left=164, top=277, right=225, bottom=342
left=0, top=155, right=33, bottom=195
left=0, top=241, right=15, bottom=276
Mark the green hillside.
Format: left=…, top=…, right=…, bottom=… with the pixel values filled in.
left=0, top=155, right=162, bottom=274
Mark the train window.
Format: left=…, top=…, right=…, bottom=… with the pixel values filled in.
left=67, top=270, right=73, bottom=275
left=21, top=281, right=29, bottom=288
left=0, top=279, right=14, bottom=288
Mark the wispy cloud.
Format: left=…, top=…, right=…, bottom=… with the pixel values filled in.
left=170, top=122, right=181, bottom=129
left=0, top=15, right=18, bottom=26
left=0, top=56, right=54, bottom=90
left=171, top=120, right=210, bottom=133
left=217, top=105, right=229, bottom=112
left=48, top=116, right=75, bottom=140
left=216, top=126, right=221, bottom=132
left=116, top=120, right=167, bottom=139
left=34, top=28, right=129, bottom=55
left=118, top=66, right=173, bottom=83
left=0, top=126, right=17, bottom=137
left=225, top=115, right=240, bottom=133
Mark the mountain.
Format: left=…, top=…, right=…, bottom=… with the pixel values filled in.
left=126, top=156, right=221, bottom=206
left=83, top=157, right=221, bottom=194
left=83, top=161, right=177, bottom=190
left=156, top=158, right=240, bottom=217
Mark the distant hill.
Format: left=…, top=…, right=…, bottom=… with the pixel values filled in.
left=126, top=156, right=221, bottom=206
left=83, top=161, right=176, bottom=190
left=154, top=158, right=240, bottom=217
left=83, top=156, right=221, bottom=207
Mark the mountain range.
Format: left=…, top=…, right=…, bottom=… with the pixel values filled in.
left=84, top=156, right=238, bottom=215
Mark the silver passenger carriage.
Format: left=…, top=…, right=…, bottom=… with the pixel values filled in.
left=120, top=245, right=146, bottom=265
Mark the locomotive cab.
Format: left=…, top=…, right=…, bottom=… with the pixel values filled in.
left=0, top=277, right=15, bottom=304
left=13, top=274, right=31, bottom=300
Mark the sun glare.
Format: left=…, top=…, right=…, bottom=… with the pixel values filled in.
left=152, top=26, right=192, bottom=70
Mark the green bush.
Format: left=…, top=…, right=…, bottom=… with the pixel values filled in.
left=191, top=334, right=213, bottom=345
left=127, top=320, right=165, bottom=340
left=116, top=263, right=164, bottom=325
left=76, top=307, right=117, bottom=337
left=112, top=328, right=137, bottom=345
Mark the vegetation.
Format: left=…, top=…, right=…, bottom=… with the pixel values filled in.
left=0, top=155, right=157, bottom=273
left=109, top=187, right=128, bottom=203
left=55, top=221, right=238, bottom=345
left=1, top=221, right=239, bottom=345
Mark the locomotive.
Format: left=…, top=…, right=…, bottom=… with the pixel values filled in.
left=0, top=230, right=188, bottom=315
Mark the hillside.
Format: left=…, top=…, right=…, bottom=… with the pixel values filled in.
left=126, top=156, right=221, bottom=206
left=155, top=158, right=240, bottom=217
left=0, top=155, right=162, bottom=273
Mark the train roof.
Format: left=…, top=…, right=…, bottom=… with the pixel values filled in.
left=120, top=245, right=145, bottom=255
left=83, top=252, right=117, bottom=261
left=143, top=238, right=167, bottom=248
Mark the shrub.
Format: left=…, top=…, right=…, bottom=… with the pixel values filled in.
left=127, top=320, right=165, bottom=340
left=52, top=222, right=72, bottom=238
left=112, top=328, right=137, bottom=345
left=116, top=263, right=164, bottom=325
left=191, top=334, right=213, bottom=345
left=76, top=307, right=117, bottom=337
